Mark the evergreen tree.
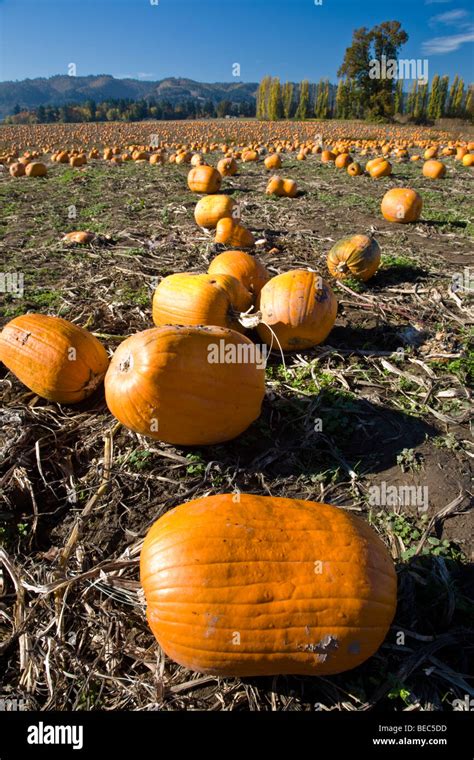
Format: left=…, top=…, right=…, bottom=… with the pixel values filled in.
left=268, top=77, right=283, bottom=120
left=394, top=79, right=404, bottom=114
left=282, top=81, right=294, bottom=118
left=256, top=75, right=271, bottom=119
left=438, top=76, right=449, bottom=117
left=406, top=81, right=417, bottom=117
left=447, top=75, right=459, bottom=116
left=452, top=77, right=465, bottom=117
left=295, top=80, right=310, bottom=120
left=427, top=75, right=440, bottom=120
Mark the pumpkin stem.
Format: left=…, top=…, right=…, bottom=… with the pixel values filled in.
left=336, top=261, right=350, bottom=273
left=119, top=354, right=134, bottom=372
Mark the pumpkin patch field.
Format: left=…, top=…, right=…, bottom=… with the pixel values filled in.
left=0, top=119, right=473, bottom=711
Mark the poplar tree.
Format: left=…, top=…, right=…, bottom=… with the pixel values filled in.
left=394, top=79, right=404, bottom=114
left=282, top=81, right=294, bottom=119
left=295, top=80, right=310, bottom=120
left=427, top=74, right=440, bottom=120
left=268, top=77, right=283, bottom=120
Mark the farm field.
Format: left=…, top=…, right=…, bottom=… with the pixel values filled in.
left=0, top=119, right=473, bottom=712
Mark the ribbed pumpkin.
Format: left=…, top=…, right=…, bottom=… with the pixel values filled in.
left=187, top=165, right=221, bottom=193
left=335, top=153, right=352, bottom=169
left=256, top=270, right=337, bottom=351
left=0, top=314, right=109, bottom=403
left=140, top=493, right=397, bottom=677
left=104, top=326, right=265, bottom=445
left=381, top=188, right=422, bottom=223
left=194, top=194, right=235, bottom=228
left=214, top=217, right=255, bottom=248
left=208, top=250, right=270, bottom=296
left=217, top=157, right=238, bottom=176
left=327, top=235, right=381, bottom=282
left=369, top=159, right=392, bottom=179
left=266, top=175, right=285, bottom=196
left=152, top=273, right=253, bottom=333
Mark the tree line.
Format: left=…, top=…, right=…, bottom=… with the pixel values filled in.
left=4, top=97, right=256, bottom=124
left=256, top=73, right=472, bottom=122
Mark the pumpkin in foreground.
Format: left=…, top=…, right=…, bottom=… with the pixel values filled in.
left=140, top=494, right=397, bottom=677
left=152, top=273, right=253, bottom=333
left=327, top=234, right=381, bottom=282
left=256, top=269, right=337, bottom=351
left=0, top=313, right=109, bottom=403
left=381, top=188, right=422, bottom=223
left=104, top=325, right=265, bottom=445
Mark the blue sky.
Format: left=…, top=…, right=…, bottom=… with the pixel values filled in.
left=0, top=0, right=472, bottom=83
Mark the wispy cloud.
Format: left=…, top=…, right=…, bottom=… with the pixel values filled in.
left=422, top=25, right=474, bottom=53
left=430, top=8, right=468, bottom=24
left=137, top=72, right=154, bottom=80
left=425, top=0, right=453, bottom=5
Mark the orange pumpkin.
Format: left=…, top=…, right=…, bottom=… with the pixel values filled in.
left=266, top=175, right=285, bottom=196
left=327, top=235, right=381, bottom=282
left=25, top=162, right=47, bottom=177
left=422, top=159, right=446, bottom=179
left=321, top=150, right=336, bottom=163
left=381, top=188, right=422, bottom=223
left=347, top=162, right=363, bottom=176
left=369, top=159, right=392, bottom=178
left=335, top=153, right=352, bottom=169
left=152, top=273, right=252, bottom=332
left=215, top=217, right=255, bottom=248
left=264, top=154, right=282, bottom=170
left=208, top=250, right=270, bottom=296
left=63, top=231, right=95, bottom=244
left=104, top=326, right=265, bottom=445
left=0, top=314, right=109, bottom=403
left=462, top=153, right=474, bottom=167
left=217, top=157, right=238, bottom=176
left=257, top=270, right=337, bottom=351
left=242, top=149, right=259, bottom=162
left=187, top=165, right=222, bottom=193
left=140, top=493, right=397, bottom=676
left=9, top=162, right=25, bottom=177
left=194, top=194, right=235, bottom=228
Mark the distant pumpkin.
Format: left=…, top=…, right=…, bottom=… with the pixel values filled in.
left=422, top=159, right=446, bottom=179
left=187, top=165, right=222, bottom=193
left=215, top=218, right=255, bottom=248
left=25, top=162, right=47, bottom=177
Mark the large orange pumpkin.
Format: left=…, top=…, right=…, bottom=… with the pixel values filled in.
left=381, top=188, right=422, bottom=223
left=0, top=314, right=109, bottom=403
left=207, top=250, right=270, bottom=296
left=327, top=235, right=381, bottom=282
left=104, top=326, right=265, bottom=445
left=140, top=493, right=397, bottom=676
left=256, top=270, right=337, bottom=351
left=194, top=194, right=235, bottom=228
left=187, top=165, right=222, bottom=193
left=25, top=162, right=47, bottom=177
left=152, top=273, right=253, bottom=332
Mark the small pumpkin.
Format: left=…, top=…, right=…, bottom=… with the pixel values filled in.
left=63, top=231, right=95, bottom=244
left=266, top=175, right=285, bottom=196
left=140, top=493, right=397, bottom=676
left=104, top=325, right=265, bottom=445
left=9, top=162, right=25, bottom=177
left=242, top=149, right=258, bottom=162
left=256, top=270, right=337, bottom=351
left=217, top=157, right=238, bottom=176
left=321, top=150, right=336, bottom=163
left=25, top=162, right=47, bottom=177
left=0, top=314, right=109, bottom=403
left=214, top=217, right=255, bottom=248
left=422, top=159, right=446, bottom=179
left=381, top=188, right=422, bottom=223
left=282, top=178, right=298, bottom=198
left=208, top=250, right=270, bottom=296
left=369, top=159, right=392, bottom=178
left=152, top=273, right=253, bottom=333
left=335, top=153, right=352, bottom=169
left=347, top=162, right=363, bottom=176
left=194, top=194, right=235, bottom=228
left=327, top=234, right=381, bottom=282
left=462, top=153, right=474, bottom=167
left=187, top=165, right=222, bottom=194
left=264, top=154, right=282, bottom=170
